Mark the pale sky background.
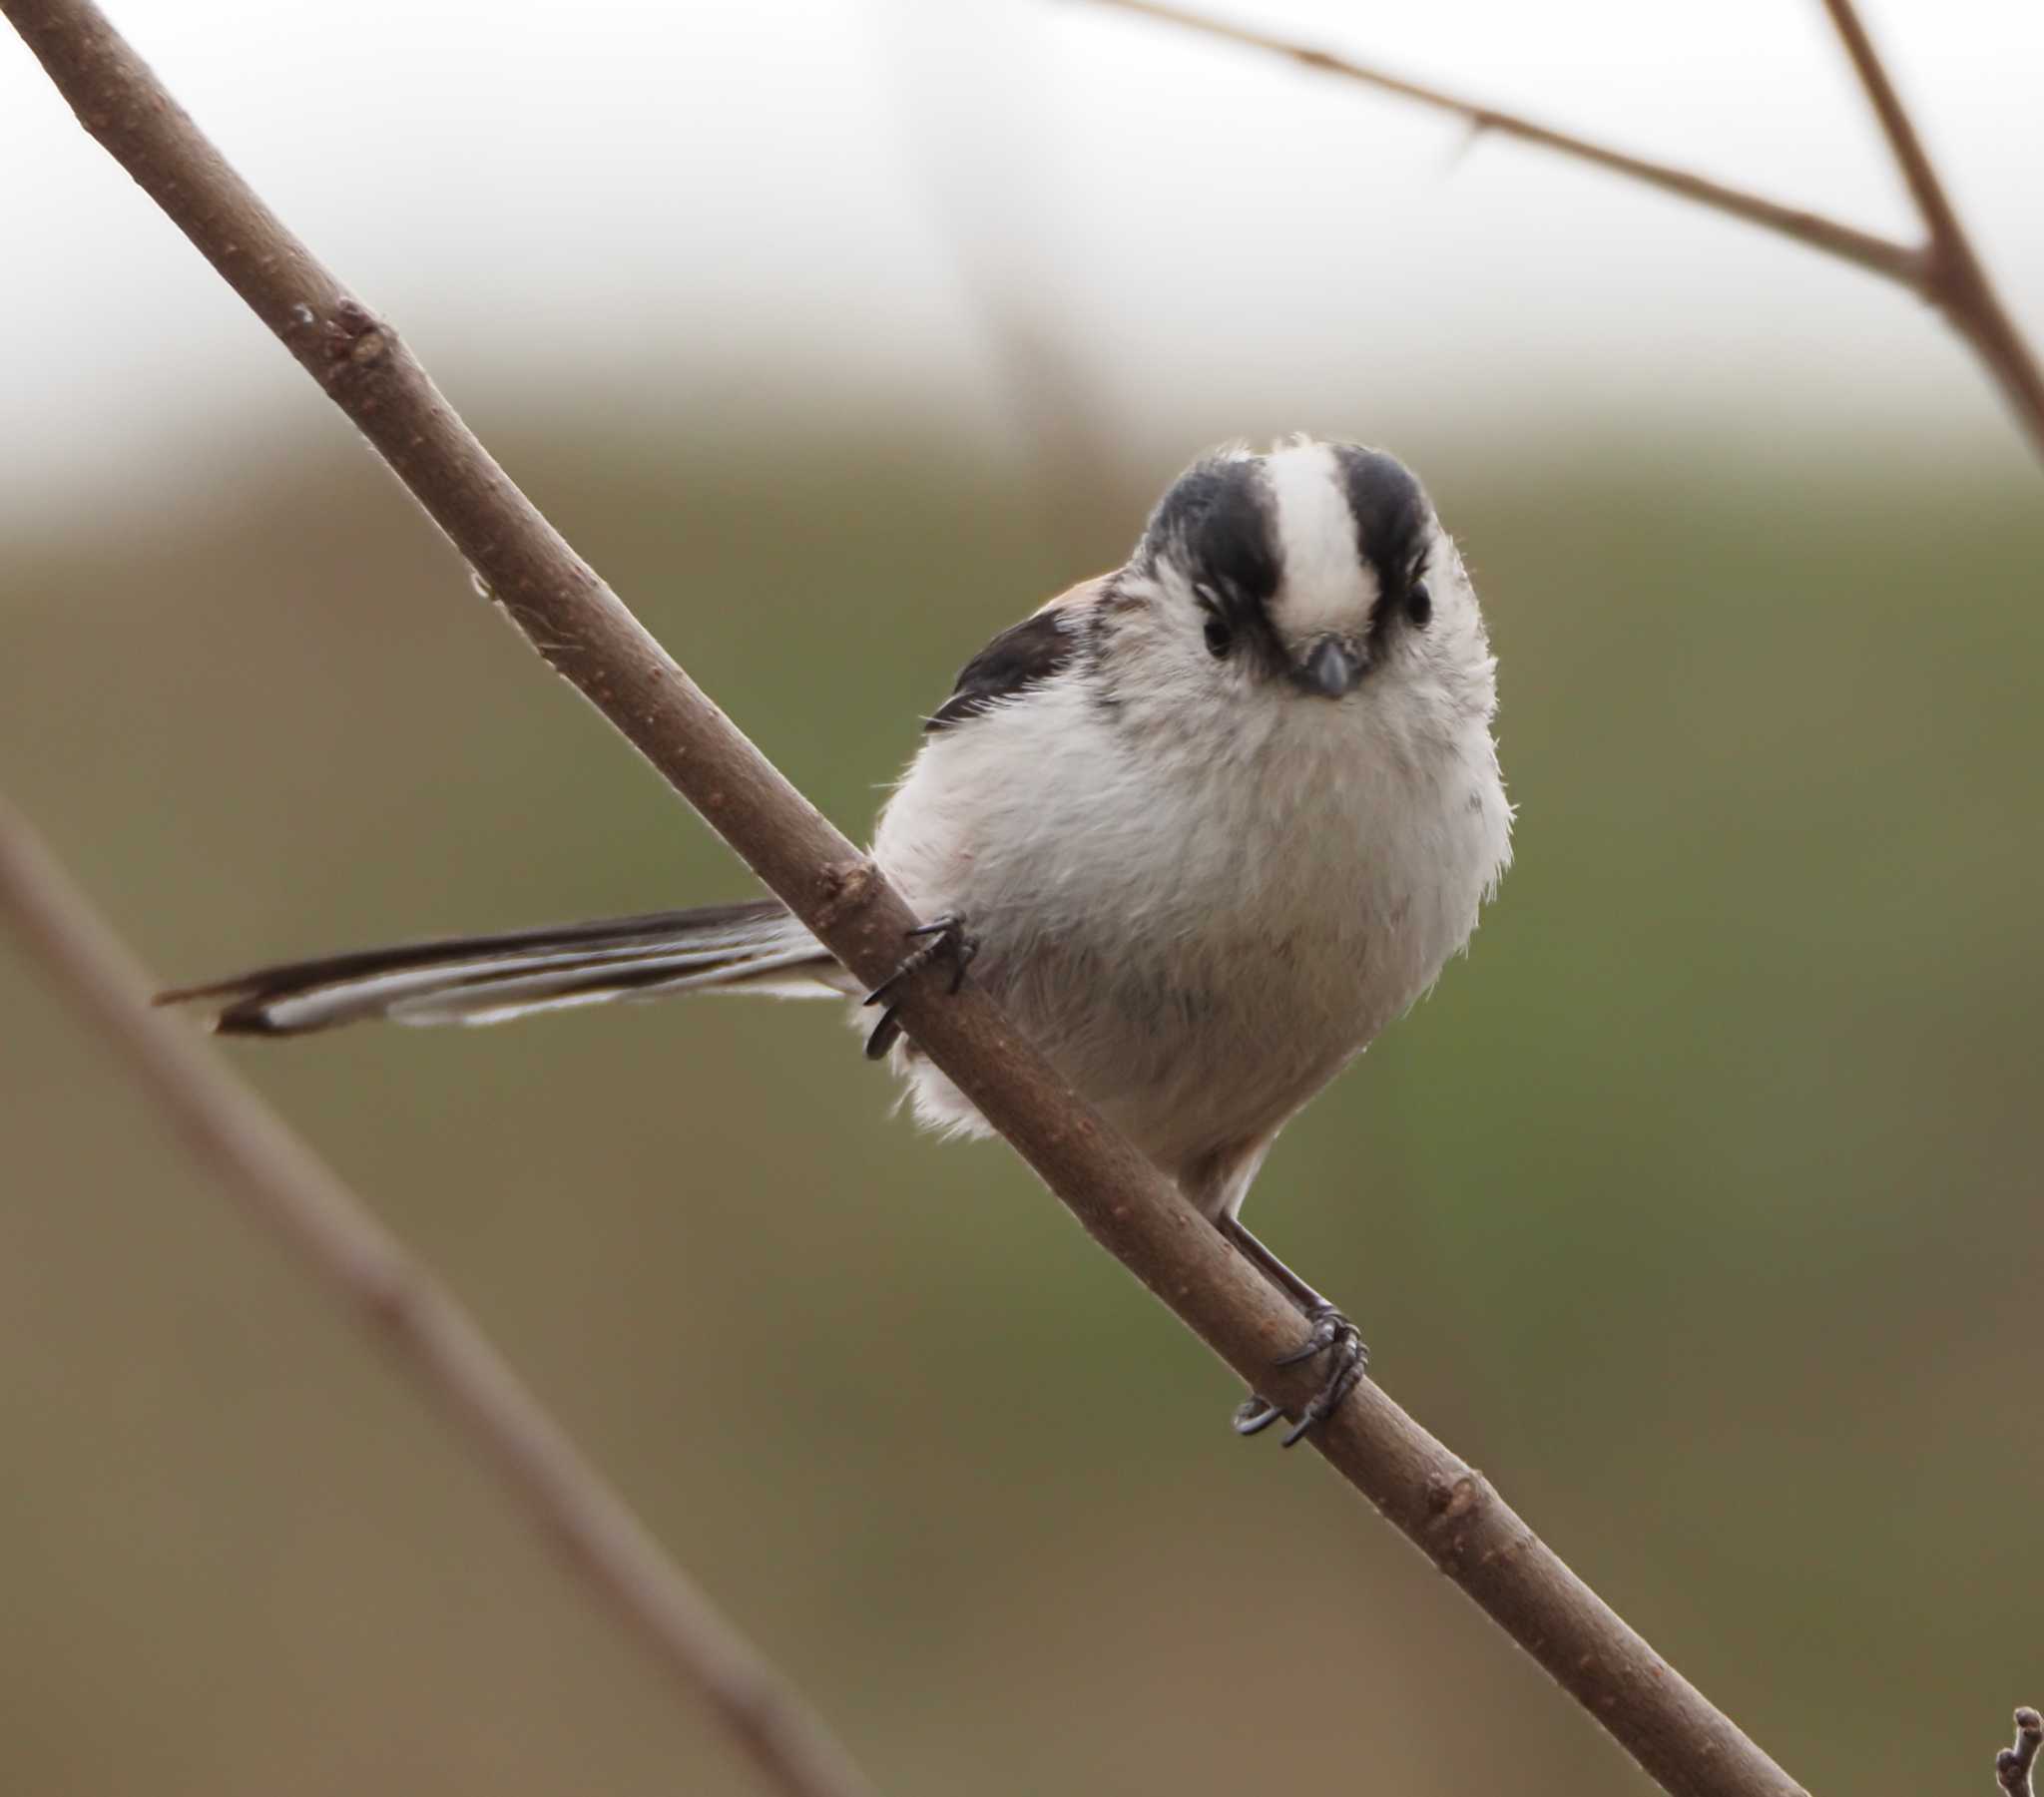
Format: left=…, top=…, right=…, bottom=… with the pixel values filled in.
left=3, top=0, right=2041, bottom=527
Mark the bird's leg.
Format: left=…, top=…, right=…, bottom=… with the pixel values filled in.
left=1220, top=1214, right=1367, bottom=1448
left=861, top=915, right=977, bottom=1060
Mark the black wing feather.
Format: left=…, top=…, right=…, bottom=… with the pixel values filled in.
left=924, top=610, right=1077, bottom=733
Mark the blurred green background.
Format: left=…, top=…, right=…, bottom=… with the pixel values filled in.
left=3, top=404, right=2040, bottom=1796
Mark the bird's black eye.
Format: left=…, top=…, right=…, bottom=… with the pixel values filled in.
left=1407, top=580, right=1432, bottom=628
left=1203, top=616, right=1234, bottom=659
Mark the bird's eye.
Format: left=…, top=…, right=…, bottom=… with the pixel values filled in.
left=1407, top=580, right=1432, bottom=628
left=1203, top=616, right=1234, bottom=659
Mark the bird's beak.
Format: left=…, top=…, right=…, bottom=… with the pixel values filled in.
left=1294, top=636, right=1364, bottom=698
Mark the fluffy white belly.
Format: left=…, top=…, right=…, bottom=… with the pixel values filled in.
left=869, top=677, right=1509, bottom=1211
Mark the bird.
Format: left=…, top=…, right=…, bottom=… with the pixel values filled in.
left=160, top=437, right=1513, bottom=1444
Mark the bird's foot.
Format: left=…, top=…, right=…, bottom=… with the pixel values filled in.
left=1233, top=1302, right=1368, bottom=1448
left=862, top=915, right=976, bottom=1059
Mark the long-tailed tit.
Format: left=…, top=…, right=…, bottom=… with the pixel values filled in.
left=163, top=437, right=1512, bottom=1442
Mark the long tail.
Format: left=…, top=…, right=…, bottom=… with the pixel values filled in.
left=156, top=898, right=839, bottom=1036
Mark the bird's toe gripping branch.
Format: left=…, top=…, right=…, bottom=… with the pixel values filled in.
left=862, top=915, right=977, bottom=1060
left=1234, top=1303, right=1369, bottom=1448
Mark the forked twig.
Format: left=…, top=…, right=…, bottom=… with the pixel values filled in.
left=1814, top=0, right=2044, bottom=461
left=0, top=799, right=880, bottom=1797
left=1075, top=0, right=1920, bottom=282
left=1074, top=0, right=2044, bottom=465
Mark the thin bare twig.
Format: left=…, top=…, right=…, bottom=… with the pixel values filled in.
left=1815, top=0, right=2044, bottom=463
left=1, top=5, right=1810, bottom=1796
left=1071, top=0, right=2044, bottom=466
left=1073, top=0, right=1923, bottom=283
left=0, top=800, right=879, bottom=1797
left=2000, top=1708, right=2044, bottom=1797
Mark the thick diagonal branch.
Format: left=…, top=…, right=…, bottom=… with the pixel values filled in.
left=0, top=799, right=879, bottom=1797
left=1, top=5, right=1807, bottom=1795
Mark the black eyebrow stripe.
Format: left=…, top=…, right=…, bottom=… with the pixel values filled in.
left=1330, top=444, right=1431, bottom=651
left=1138, top=454, right=1282, bottom=624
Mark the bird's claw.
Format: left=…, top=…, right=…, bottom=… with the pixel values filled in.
left=1234, top=1302, right=1367, bottom=1447
left=862, top=915, right=976, bottom=1059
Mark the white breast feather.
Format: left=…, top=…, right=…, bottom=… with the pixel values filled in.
left=868, top=570, right=1510, bottom=1218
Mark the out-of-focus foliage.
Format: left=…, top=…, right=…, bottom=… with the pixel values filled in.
left=2, top=416, right=2039, bottom=1796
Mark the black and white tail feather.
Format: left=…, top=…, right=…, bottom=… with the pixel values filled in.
left=156, top=899, right=841, bottom=1036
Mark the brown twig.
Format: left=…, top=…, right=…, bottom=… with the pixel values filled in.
left=0, top=4, right=1810, bottom=1795
left=1073, top=0, right=1922, bottom=283
left=1814, top=0, right=2044, bottom=464
left=2000, top=1708, right=2044, bottom=1797
left=1072, top=0, right=2044, bottom=467
left=0, top=798, right=879, bottom=1797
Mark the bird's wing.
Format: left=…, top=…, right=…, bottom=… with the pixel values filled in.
left=922, top=575, right=1106, bottom=733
